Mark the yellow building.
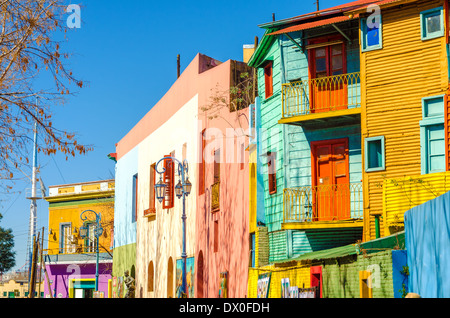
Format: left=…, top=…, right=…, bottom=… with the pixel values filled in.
left=44, top=179, right=115, bottom=298
left=0, top=279, right=44, bottom=298
left=348, top=0, right=450, bottom=241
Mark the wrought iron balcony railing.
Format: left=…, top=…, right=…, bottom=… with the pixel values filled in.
left=282, top=72, right=361, bottom=118
left=283, top=182, right=363, bottom=223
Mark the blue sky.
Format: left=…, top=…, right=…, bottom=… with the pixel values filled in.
left=1, top=0, right=345, bottom=272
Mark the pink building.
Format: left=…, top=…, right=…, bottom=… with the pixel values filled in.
left=115, top=52, right=252, bottom=298
left=195, top=58, right=251, bottom=298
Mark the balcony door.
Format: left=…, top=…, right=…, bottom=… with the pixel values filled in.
left=311, top=138, right=349, bottom=221
left=308, top=36, right=347, bottom=113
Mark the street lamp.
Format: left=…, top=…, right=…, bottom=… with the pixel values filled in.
left=79, top=209, right=103, bottom=292
left=154, top=156, right=191, bottom=297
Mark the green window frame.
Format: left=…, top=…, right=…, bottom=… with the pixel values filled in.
left=420, top=95, right=445, bottom=174
left=365, top=136, right=385, bottom=172
left=361, top=15, right=383, bottom=52
left=420, top=7, right=444, bottom=41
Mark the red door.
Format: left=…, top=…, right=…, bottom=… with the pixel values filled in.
left=310, top=266, right=323, bottom=298
left=311, top=138, right=349, bottom=221
left=309, top=37, right=347, bottom=113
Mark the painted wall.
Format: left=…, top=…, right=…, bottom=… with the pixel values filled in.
left=45, top=262, right=111, bottom=298
left=321, top=250, right=395, bottom=298
left=195, top=59, right=250, bottom=298
left=361, top=0, right=448, bottom=241
left=136, top=93, right=199, bottom=298
left=112, top=146, right=138, bottom=290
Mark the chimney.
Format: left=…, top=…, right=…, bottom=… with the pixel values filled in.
left=177, top=54, right=180, bottom=78
left=243, top=36, right=258, bottom=64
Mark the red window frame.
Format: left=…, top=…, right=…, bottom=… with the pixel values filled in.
left=267, top=151, right=277, bottom=194
left=264, top=61, right=273, bottom=99
left=163, top=154, right=174, bottom=209
left=307, top=35, right=346, bottom=80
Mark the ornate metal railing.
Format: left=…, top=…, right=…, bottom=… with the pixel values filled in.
left=283, top=182, right=363, bottom=223
left=282, top=72, right=361, bottom=118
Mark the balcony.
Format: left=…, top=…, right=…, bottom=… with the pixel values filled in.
left=280, top=72, right=361, bottom=127
left=211, top=181, right=220, bottom=211
left=283, top=182, right=363, bottom=229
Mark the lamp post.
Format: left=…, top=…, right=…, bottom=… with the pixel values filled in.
left=79, top=209, right=103, bottom=292
left=154, top=156, right=192, bottom=297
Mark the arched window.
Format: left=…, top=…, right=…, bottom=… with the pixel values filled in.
left=148, top=261, right=154, bottom=292
left=197, top=251, right=204, bottom=298
left=167, top=257, right=174, bottom=298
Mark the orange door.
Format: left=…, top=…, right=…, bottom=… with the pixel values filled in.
left=310, top=40, right=347, bottom=113
left=312, top=139, right=349, bottom=221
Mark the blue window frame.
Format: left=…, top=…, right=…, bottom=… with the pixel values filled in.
left=365, top=136, right=385, bottom=172
left=420, top=7, right=444, bottom=41
left=420, top=95, right=445, bottom=174
left=361, top=15, right=382, bottom=52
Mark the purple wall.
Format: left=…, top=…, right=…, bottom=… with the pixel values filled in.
left=44, top=262, right=112, bottom=298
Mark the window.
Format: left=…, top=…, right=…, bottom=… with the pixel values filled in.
left=250, top=233, right=256, bottom=267
left=214, top=149, right=220, bottom=183
left=84, top=222, right=97, bottom=253
left=148, top=261, right=154, bottom=292
left=132, top=173, right=138, bottom=222
left=199, top=129, right=206, bottom=195
left=420, top=7, right=444, bottom=41
left=365, top=136, right=385, bottom=172
left=59, top=223, right=72, bottom=254
left=361, top=15, right=382, bottom=51
left=214, top=220, right=219, bottom=253
left=264, top=61, right=273, bottom=99
left=359, top=270, right=373, bottom=298
left=420, top=95, right=445, bottom=174
left=309, top=36, right=346, bottom=78
left=267, top=152, right=277, bottom=194
left=145, top=163, right=156, bottom=216
left=163, top=154, right=175, bottom=209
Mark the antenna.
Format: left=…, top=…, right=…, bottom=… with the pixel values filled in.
left=26, top=99, right=41, bottom=282
left=315, top=0, right=319, bottom=11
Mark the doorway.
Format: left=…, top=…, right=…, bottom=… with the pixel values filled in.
left=311, top=138, right=349, bottom=221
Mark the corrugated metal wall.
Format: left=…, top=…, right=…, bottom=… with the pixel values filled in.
left=361, top=0, right=448, bottom=241
left=384, top=171, right=450, bottom=227
left=247, top=265, right=311, bottom=298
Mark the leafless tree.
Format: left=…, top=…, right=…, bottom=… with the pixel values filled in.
left=0, top=0, right=91, bottom=190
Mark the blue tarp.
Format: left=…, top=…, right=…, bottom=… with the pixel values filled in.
left=404, top=190, right=450, bottom=298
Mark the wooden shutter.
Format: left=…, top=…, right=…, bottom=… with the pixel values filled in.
left=264, top=61, right=273, bottom=99
left=199, top=129, right=206, bottom=195
left=163, top=155, right=174, bottom=209
left=146, top=163, right=156, bottom=215
left=268, top=152, right=277, bottom=194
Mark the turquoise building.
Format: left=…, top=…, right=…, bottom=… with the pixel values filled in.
left=248, top=7, right=364, bottom=264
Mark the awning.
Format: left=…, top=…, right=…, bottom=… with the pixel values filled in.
left=273, top=231, right=405, bottom=265
left=268, top=15, right=358, bottom=36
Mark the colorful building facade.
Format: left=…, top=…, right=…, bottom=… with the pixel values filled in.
left=196, top=58, right=252, bottom=298
left=345, top=0, right=450, bottom=241
left=44, top=180, right=115, bottom=298
left=114, top=53, right=253, bottom=298
left=246, top=1, right=368, bottom=295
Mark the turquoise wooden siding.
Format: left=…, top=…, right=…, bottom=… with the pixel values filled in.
left=290, top=228, right=363, bottom=258
left=285, top=124, right=362, bottom=188
left=280, top=31, right=308, bottom=82
left=269, top=230, right=288, bottom=262
left=258, top=37, right=285, bottom=234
